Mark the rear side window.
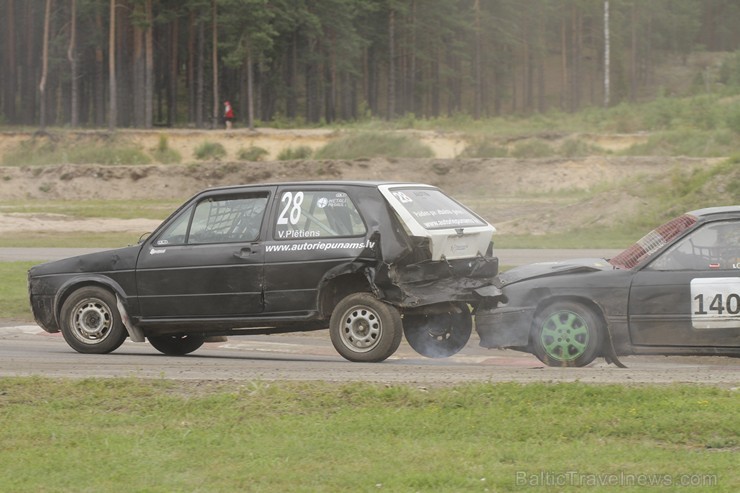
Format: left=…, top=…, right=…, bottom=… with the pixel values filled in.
left=274, top=190, right=366, bottom=239
left=389, top=188, right=487, bottom=230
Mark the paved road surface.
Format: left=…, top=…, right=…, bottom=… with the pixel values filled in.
left=9, top=246, right=736, bottom=386
left=0, top=325, right=737, bottom=385
left=1, top=247, right=624, bottom=265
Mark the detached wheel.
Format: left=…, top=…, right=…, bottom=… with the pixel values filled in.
left=403, top=302, right=472, bottom=358
left=60, top=286, right=127, bottom=354
left=531, top=301, right=603, bottom=367
left=329, top=293, right=402, bottom=362
left=148, top=334, right=205, bottom=356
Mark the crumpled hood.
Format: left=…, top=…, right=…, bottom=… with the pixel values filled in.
left=496, top=258, right=616, bottom=287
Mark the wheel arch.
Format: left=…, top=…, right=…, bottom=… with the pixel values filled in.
left=318, top=271, right=373, bottom=319
left=53, top=276, right=131, bottom=328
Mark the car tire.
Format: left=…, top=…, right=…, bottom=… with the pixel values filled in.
left=403, top=302, right=472, bottom=358
left=59, top=286, right=128, bottom=354
left=148, top=334, right=205, bottom=356
left=329, top=292, right=403, bottom=363
left=531, top=301, right=603, bottom=367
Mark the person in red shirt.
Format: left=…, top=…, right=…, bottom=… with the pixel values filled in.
left=223, top=101, right=234, bottom=129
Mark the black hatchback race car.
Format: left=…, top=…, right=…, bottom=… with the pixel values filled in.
left=28, top=181, right=499, bottom=362
left=476, top=206, right=740, bottom=367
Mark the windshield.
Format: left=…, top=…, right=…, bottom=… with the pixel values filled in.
left=608, top=214, right=697, bottom=269
left=387, top=187, right=487, bottom=230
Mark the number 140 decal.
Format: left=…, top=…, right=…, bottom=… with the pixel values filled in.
left=691, top=278, right=740, bottom=329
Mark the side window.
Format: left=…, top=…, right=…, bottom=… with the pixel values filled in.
left=649, top=221, right=740, bottom=271
left=156, top=194, right=268, bottom=246
left=274, top=190, right=366, bottom=240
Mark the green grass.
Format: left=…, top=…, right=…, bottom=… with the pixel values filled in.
left=0, top=199, right=177, bottom=220
left=323, top=90, right=740, bottom=158
left=0, top=262, right=36, bottom=320
left=2, top=135, right=152, bottom=166
left=0, top=378, right=736, bottom=492
left=237, top=145, right=269, bottom=161
left=193, top=141, right=227, bottom=160
left=0, top=232, right=147, bottom=248
left=277, top=145, right=314, bottom=160
left=314, top=132, right=434, bottom=159
left=494, top=230, right=638, bottom=250
left=625, top=156, right=740, bottom=229
left=0, top=199, right=173, bottom=248
left=150, top=135, right=182, bottom=164
left=618, top=129, right=738, bottom=157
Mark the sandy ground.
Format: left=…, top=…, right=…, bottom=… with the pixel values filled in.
left=0, top=149, right=719, bottom=236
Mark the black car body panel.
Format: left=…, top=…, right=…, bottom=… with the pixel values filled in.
left=476, top=207, right=740, bottom=362
left=29, top=181, right=499, bottom=345
left=28, top=245, right=140, bottom=332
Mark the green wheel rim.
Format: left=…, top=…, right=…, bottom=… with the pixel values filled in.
left=540, top=310, right=589, bottom=362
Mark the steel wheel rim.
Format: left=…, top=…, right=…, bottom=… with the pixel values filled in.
left=339, top=305, right=382, bottom=353
left=540, top=310, right=589, bottom=361
left=70, top=298, right=113, bottom=344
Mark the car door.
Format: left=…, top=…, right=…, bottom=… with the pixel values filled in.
left=262, top=186, right=371, bottom=314
left=135, top=189, right=272, bottom=319
left=628, top=219, right=740, bottom=347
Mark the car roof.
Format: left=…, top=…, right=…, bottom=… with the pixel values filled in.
left=200, top=181, right=435, bottom=193
left=688, top=206, right=740, bottom=218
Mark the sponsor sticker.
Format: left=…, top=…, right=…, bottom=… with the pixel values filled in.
left=690, top=277, right=740, bottom=329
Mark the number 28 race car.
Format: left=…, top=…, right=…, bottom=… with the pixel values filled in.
left=28, top=182, right=500, bottom=363
left=475, top=206, right=740, bottom=367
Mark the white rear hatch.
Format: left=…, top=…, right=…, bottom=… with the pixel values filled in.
left=379, top=184, right=495, bottom=261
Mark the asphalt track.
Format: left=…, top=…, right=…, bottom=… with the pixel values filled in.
left=3, top=247, right=737, bottom=385
left=0, top=325, right=737, bottom=386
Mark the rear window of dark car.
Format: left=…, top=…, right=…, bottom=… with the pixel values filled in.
left=387, top=187, right=487, bottom=230
left=609, top=214, right=697, bottom=269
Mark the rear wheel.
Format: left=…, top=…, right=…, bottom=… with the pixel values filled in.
left=148, top=334, right=205, bottom=356
left=329, top=293, right=402, bottom=362
left=403, top=302, right=472, bottom=358
left=60, top=286, right=127, bottom=354
left=531, top=301, right=602, bottom=367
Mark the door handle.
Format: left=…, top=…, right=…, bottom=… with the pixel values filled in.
left=234, top=247, right=255, bottom=259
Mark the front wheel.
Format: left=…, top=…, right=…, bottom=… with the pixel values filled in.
left=59, top=286, right=128, bottom=354
left=148, top=334, right=205, bottom=356
left=403, top=303, right=472, bottom=358
left=329, top=293, right=402, bottom=362
left=531, top=301, right=603, bottom=367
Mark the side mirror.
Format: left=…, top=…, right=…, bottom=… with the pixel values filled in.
left=138, top=232, right=152, bottom=244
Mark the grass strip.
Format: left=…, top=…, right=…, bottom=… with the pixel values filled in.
left=0, top=261, right=37, bottom=320
left=0, top=232, right=146, bottom=249
left=0, top=199, right=176, bottom=220
left=0, top=378, right=736, bottom=492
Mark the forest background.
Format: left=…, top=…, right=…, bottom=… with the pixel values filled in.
left=2, top=0, right=740, bottom=131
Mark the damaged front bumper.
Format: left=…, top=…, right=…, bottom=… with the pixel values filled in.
left=475, top=305, right=536, bottom=349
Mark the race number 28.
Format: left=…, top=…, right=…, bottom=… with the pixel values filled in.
left=278, top=191, right=304, bottom=225
left=691, top=278, right=740, bottom=329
